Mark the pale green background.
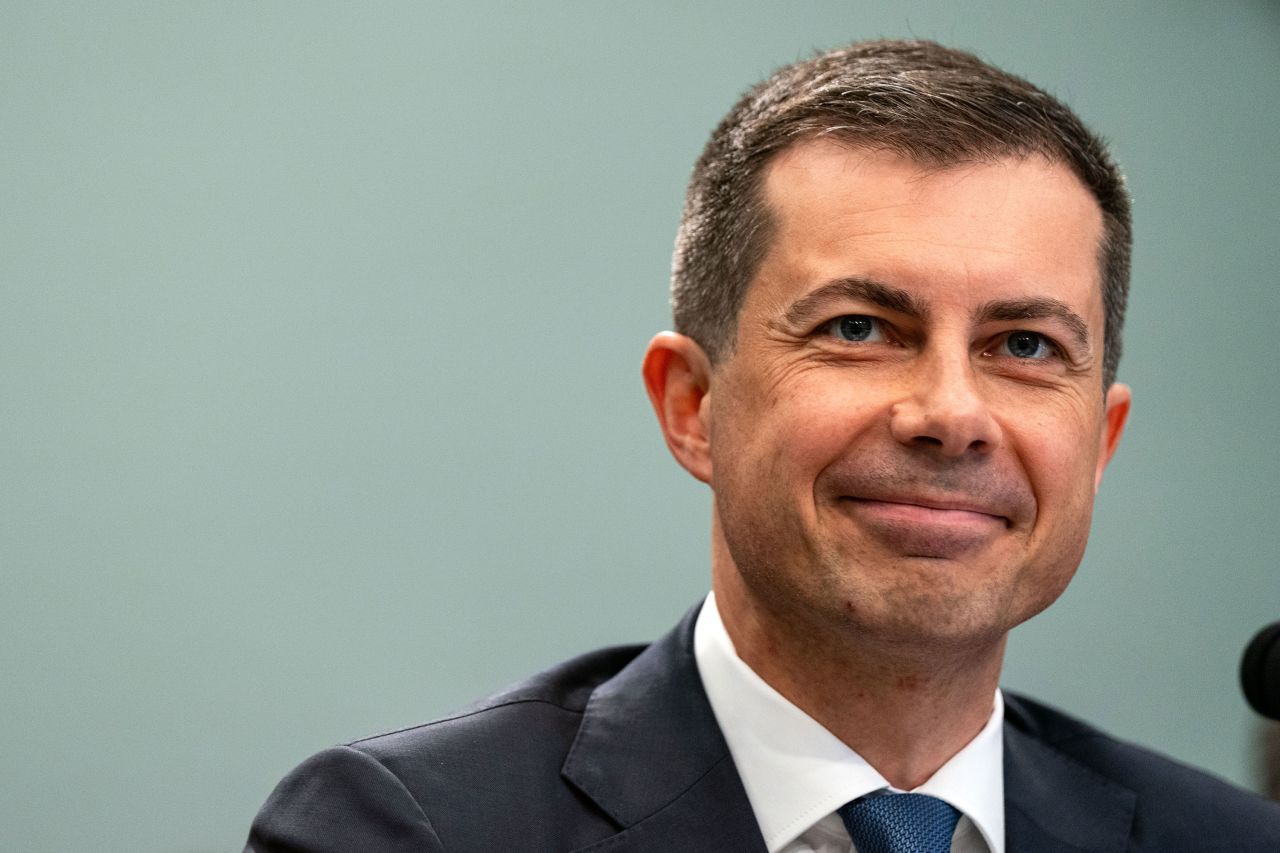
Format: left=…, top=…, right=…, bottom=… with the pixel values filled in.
left=3, top=2, right=1278, bottom=851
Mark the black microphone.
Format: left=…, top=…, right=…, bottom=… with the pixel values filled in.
left=1242, top=622, right=1280, bottom=721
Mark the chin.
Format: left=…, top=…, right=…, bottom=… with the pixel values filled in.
left=822, top=570, right=1024, bottom=650
left=866, top=605, right=1011, bottom=650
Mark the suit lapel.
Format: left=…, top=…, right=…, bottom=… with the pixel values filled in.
left=562, top=607, right=1149, bottom=853
left=1003, top=712, right=1136, bottom=853
left=562, top=606, right=768, bottom=853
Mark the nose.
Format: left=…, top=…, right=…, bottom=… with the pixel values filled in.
left=889, top=353, right=1001, bottom=457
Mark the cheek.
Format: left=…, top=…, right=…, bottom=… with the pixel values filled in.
left=1012, top=419, right=1102, bottom=606
left=766, top=376, right=886, bottom=475
left=1008, top=407, right=1105, bottom=549
left=1002, top=391, right=1105, bottom=482
left=712, top=369, right=887, bottom=514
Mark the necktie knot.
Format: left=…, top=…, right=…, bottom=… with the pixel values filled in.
left=838, top=792, right=960, bottom=853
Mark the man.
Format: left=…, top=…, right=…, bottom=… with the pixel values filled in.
left=246, top=40, right=1280, bottom=852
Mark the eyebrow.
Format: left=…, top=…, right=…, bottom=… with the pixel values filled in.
left=975, top=298, right=1091, bottom=350
left=780, top=278, right=1094, bottom=351
left=781, top=277, right=929, bottom=328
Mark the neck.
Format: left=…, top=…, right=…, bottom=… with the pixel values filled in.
left=712, top=565, right=1005, bottom=791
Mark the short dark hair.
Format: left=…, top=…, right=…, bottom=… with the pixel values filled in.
left=671, top=39, right=1131, bottom=387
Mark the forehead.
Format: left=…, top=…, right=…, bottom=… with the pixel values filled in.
left=751, top=140, right=1106, bottom=322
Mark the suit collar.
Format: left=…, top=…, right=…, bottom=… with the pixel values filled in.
left=562, top=604, right=768, bottom=853
left=1003, top=696, right=1136, bottom=852
left=559, top=608, right=1141, bottom=853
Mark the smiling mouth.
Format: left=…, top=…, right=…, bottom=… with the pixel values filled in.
left=843, top=496, right=1012, bottom=527
left=837, top=496, right=1010, bottom=557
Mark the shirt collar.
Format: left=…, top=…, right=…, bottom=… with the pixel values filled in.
left=693, top=592, right=1005, bottom=853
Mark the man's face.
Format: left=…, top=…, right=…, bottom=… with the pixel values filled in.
left=705, top=141, right=1129, bottom=649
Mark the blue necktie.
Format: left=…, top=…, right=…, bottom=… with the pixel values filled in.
left=838, top=793, right=961, bottom=853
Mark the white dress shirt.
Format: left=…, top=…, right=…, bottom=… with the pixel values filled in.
left=693, top=593, right=1005, bottom=853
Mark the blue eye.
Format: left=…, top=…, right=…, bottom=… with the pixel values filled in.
left=827, top=315, right=885, bottom=343
left=1003, top=331, right=1054, bottom=359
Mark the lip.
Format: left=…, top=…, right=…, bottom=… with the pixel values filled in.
left=846, top=495, right=1011, bottom=525
left=836, top=495, right=1010, bottom=557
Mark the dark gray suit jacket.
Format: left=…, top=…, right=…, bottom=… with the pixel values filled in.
left=246, top=607, right=1280, bottom=851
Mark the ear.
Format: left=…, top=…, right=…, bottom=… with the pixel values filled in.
left=1094, top=382, right=1131, bottom=491
left=642, top=332, right=714, bottom=484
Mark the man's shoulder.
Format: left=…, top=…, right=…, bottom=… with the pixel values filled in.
left=1003, top=691, right=1263, bottom=801
left=246, top=642, right=656, bottom=853
left=1005, top=691, right=1280, bottom=849
left=349, top=641, right=647, bottom=768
